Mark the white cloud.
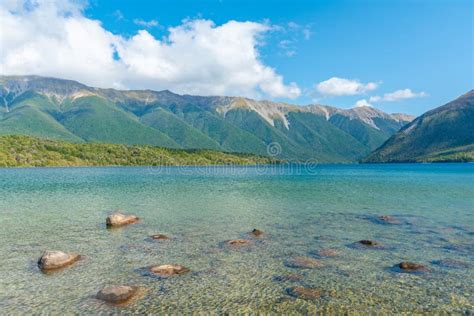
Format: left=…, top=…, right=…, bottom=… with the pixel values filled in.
left=316, top=77, right=378, bottom=97
left=133, top=19, right=159, bottom=28
left=354, top=99, right=372, bottom=107
left=0, top=0, right=300, bottom=99
left=369, top=89, right=428, bottom=102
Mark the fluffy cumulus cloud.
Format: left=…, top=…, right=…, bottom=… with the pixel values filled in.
left=316, top=77, right=378, bottom=97
left=0, top=0, right=300, bottom=98
left=354, top=99, right=372, bottom=107
left=369, top=89, right=427, bottom=103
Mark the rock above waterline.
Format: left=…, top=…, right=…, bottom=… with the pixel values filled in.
left=286, top=256, right=325, bottom=269
left=287, top=286, right=322, bottom=300
left=398, top=261, right=429, bottom=272
left=37, top=250, right=80, bottom=270
left=249, top=229, right=264, bottom=237
left=149, top=264, right=190, bottom=277
left=106, top=213, right=139, bottom=228
left=96, top=285, right=138, bottom=304
left=150, top=234, right=169, bottom=240
left=226, top=239, right=252, bottom=246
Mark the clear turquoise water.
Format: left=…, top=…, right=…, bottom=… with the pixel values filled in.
left=0, top=164, right=473, bottom=314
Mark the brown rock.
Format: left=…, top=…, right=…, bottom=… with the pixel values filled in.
left=37, top=250, right=80, bottom=270
left=287, top=286, right=322, bottom=300
left=226, top=239, right=251, bottom=246
left=286, top=256, right=325, bottom=269
left=358, top=240, right=379, bottom=246
left=398, top=261, right=429, bottom=272
left=96, top=285, right=138, bottom=304
left=150, top=234, right=169, bottom=240
left=249, top=229, right=264, bottom=237
left=106, top=213, right=139, bottom=228
left=149, top=264, right=190, bottom=277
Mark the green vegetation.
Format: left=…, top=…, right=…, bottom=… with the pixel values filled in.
left=364, top=90, right=474, bottom=163
left=0, top=135, right=281, bottom=167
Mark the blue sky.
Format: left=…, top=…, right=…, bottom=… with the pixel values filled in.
left=1, top=0, right=472, bottom=115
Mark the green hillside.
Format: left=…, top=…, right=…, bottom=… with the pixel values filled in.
left=364, top=90, right=474, bottom=162
left=0, top=135, right=280, bottom=167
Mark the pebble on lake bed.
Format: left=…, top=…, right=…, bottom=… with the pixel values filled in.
left=149, top=264, right=190, bottom=276
left=106, top=212, right=139, bottom=228
left=96, top=285, right=139, bottom=304
left=226, top=239, right=252, bottom=246
left=37, top=250, right=80, bottom=270
left=249, top=229, right=264, bottom=237
left=150, top=234, right=169, bottom=240
left=398, top=261, right=430, bottom=272
left=286, top=256, right=325, bottom=269
left=286, top=286, right=322, bottom=300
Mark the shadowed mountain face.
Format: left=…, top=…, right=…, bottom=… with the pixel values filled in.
left=364, top=90, right=474, bottom=162
left=0, top=75, right=413, bottom=162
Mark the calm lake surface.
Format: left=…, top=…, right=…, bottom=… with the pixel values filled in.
left=0, top=164, right=473, bottom=314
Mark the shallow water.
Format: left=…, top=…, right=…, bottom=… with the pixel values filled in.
left=0, top=164, right=473, bottom=314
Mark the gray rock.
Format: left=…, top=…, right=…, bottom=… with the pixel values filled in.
left=37, top=250, right=80, bottom=270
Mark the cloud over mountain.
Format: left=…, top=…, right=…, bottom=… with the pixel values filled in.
left=0, top=0, right=300, bottom=99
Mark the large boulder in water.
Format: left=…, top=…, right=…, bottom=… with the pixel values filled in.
left=106, top=213, right=139, bottom=228
left=96, top=285, right=139, bottom=304
left=37, top=250, right=80, bottom=270
left=149, top=264, right=190, bottom=277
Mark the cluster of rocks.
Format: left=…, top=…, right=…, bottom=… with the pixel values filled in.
left=37, top=211, right=266, bottom=305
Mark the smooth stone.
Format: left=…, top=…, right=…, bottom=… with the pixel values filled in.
left=286, top=256, right=325, bottom=269
left=317, top=248, right=340, bottom=257
left=106, top=212, right=139, bottom=228
left=96, top=285, right=138, bottom=304
left=149, top=264, right=190, bottom=276
left=226, top=239, right=251, bottom=246
left=37, top=250, right=80, bottom=270
left=286, top=286, right=322, bottom=300
left=249, top=229, right=264, bottom=237
left=398, top=261, right=429, bottom=272
left=150, top=234, right=169, bottom=240
left=358, top=240, right=379, bottom=246
left=378, top=215, right=401, bottom=224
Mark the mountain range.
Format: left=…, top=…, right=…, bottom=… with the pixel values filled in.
left=0, top=75, right=414, bottom=162
left=365, top=90, right=474, bottom=162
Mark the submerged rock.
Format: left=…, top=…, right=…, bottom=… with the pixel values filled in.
left=358, top=240, right=379, bottom=247
left=273, top=273, right=303, bottom=282
left=249, top=229, right=264, bottom=237
left=397, top=262, right=430, bottom=272
left=150, top=234, right=169, bottom=240
left=286, top=286, right=322, bottom=300
left=226, top=239, right=252, bottom=247
left=37, top=250, right=80, bottom=270
left=378, top=215, right=401, bottom=225
left=149, top=264, right=190, bottom=277
left=96, top=285, right=139, bottom=304
left=286, top=256, right=325, bottom=269
left=317, top=248, right=340, bottom=257
left=106, top=213, right=139, bottom=228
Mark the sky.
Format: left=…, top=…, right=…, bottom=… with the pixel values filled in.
left=0, top=0, right=472, bottom=115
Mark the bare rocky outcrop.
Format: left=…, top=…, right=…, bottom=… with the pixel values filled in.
left=37, top=250, right=80, bottom=270
left=106, top=212, right=139, bottom=228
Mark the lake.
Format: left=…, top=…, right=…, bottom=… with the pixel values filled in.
left=0, top=164, right=473, bottom=313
